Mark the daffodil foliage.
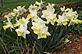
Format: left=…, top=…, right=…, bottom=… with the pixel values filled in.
left=1, top=0, right=82, bottom=54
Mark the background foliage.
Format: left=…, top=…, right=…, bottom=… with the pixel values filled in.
left=0, top=0, right=79, bottom=12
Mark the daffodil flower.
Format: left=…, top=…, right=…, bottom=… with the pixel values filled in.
left=16, top=17, right=29, bottom=27
left=31, top=18, right=50, bottom=39
left=15, top=25, right=30, bottom=38
left=41, top=3, right=57, bottom=25
left=72, top=19, right=82, bottom=24
left=60, top=6, right=65, bottom=11
left=13, top=6, right=27, bottom=15
left=42, top=3, right=55, bottom=18
left=64, top=39, right=70, bottom=43
left=35, top=0, right=44, bottom=9
left=57, top=14, right=68, bottom=26
left=3, top=14, right=14, bottom=30
left=39, top=26, right=50, bottom=39
left=27, top=4, right=39, bottom=21
left=15, top=17, right=30, bottom=38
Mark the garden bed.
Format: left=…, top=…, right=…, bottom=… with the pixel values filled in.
left=53, top=36, right=82, bottom=54
left=0, top=0, right=82, bottom=54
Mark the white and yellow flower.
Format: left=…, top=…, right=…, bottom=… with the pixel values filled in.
left=35, top=0, right=44, bottom=9
left=72, top=19, right=82, bottom=24
left=41, top=3, right=57, bottom=25
left=15, top=17, right=30, bottom=38
left=15, top=25, right=30, bottom=38
left=60, top=6, right=65, bottom=11
left=31, top=18, right=50, bottom=39
left=3, top=14, right=14, bottom=30
left=42, top=3, right=55, bottom=18
left=57, top=14, right=68, bottom=26
left=16, top=17, right=29, bottom=27
left=13, top=6, right=27, bottom=16
left=27, top=4, right=39, bottom=21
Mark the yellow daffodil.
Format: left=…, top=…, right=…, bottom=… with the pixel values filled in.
left=32, top=27, right=40, bottom=34
left=51, top=17, right=57, bottom=23
left=3, top=25, right=10, bottom=30
left=41, top=32, right=47, bottom=38
left=19, top=18, right=25, bottom=24
left=64, top=39, right=70, bottom=43
left=15, top=25, right=30, bottom=38
left=13, top=24, right=20, bottom=28
left=57, top=14, right=68, bottom=26
left=16, top=30, right=24, bottom=36
left=62, top=21, right=68, bottom=26
left=72, top=19, right=82, bottom=24
left=27, top=14, right=33, bottom=19
left=13, top=8, right=19, bottom=13
left=31, top=18, right=50, bottom=39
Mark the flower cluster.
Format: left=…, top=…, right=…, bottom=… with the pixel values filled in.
left=57, top=6, right=82, bottom=26
left=3, top=1, right=82, bottom=39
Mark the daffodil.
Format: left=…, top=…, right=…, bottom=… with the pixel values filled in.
left=35, top=0, right=44, bottom=9
left=31, top=18, right=50, bottom=39
left=14, top=17, right=30, bottom=38
left=64, top=39, right=70, bottom=43
left=13, top=8, right=19, bottom=13
left=27, top=4, right=39, bottom=21
left=13, top=6, right=27, bottom=16
left=3, top=25, right=10, bottom=30
left=57, top=14, right=68, bottom=26
left=16, top=17, right=29, bottom=27
left=27, top=14, right=33, bottom=19
left=3, top=14, right=14, bottom=30
left=41, top=3, right=57, bottom=25
left=64, top=8, right=78, bottom=25
left=39, top=27, right=50, bottom=39
left=42, top=3, right=55, bottom=18
left=64, top=8, right=78, bottom=20
left=15, top=25, right=30, bottom=38
left=13, top=24, right=20, bottom=28
left=60, top=6, right=65, bottom=11
left=48, top=14, right=57, bottom=25
left=72, top=19, right=82, bottom=24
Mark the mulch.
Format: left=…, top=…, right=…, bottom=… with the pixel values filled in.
left=53, top=36, right=82, bottom=54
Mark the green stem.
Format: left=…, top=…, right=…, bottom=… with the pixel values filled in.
left=32, top=41, right=36, bottom=54
left=0, top=37, right=9, bottom=54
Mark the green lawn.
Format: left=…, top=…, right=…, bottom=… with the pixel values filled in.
left=0, top=0, right=78, bottom=12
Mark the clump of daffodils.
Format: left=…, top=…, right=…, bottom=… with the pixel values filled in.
left=3, top=1, right=82, bottom=39
left=57, top=6, right=82, bottom=26
left=31, top=18, right=50, bottom=39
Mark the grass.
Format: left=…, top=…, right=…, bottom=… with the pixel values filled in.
left=0, top=0, right=78, bottom=12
